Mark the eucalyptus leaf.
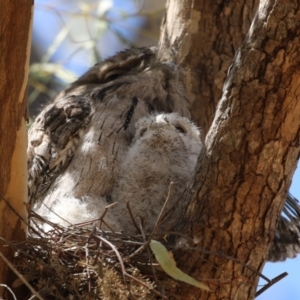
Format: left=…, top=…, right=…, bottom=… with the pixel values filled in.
left=150, top=240, right=210, bottom=291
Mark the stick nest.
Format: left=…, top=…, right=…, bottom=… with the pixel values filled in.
left=9, top=209, right=178, bottom=300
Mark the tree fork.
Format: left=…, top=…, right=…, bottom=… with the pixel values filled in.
left=160, top=0, right=300, bottom=299
left=158, top=0, right=259, bottom=134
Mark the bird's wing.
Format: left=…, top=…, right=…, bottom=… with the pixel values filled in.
left=27, top=47, right=190, bottom=218
left=268, top=193, right=300, bottom=261
left=27, top=95, right=92, bottom=204
left=27, top=47, right=157, bottom=206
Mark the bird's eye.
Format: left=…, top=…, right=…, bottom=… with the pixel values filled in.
left=104, top=70, right=124, bottom=81
left=175, top=125, right=186, bottom=134
left=139, top=128, right=147, bottom=137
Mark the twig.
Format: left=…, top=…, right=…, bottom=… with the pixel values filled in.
left=0, top=193, right=27, bottom=225
left=75, top=202, right=118, bottom=231
left=96, top=221, right=167, bottom=298
left=125, top=273, right=168, bottom=299
left=137, top=217, right=159, bottom=285
left=255, top=272, right=288, bottom=297
left=183, top=246, right=271, bottom=283
left=150, top=181, right=174, bottom=238
left=85, top=241, right=91, bottom=297
left=0, top=284, right=17, bottom=300
left=153, top=234, right=286, bottom=295
left=127, top=244, right=147, bottom=259
left=98, top=204, right=117, bottom=231
left=27, top=214, right=51, bottom=238
left=10, top=197, right=283, bottom=299
left=39, top=201, right=73, bottom=226
left=126, top=200, right=140, bottom=233
left=85, top=225, right=97, bottom=298
left=0, top=250, right=44, bottom=300
left=28, top=208, right=65, bottom=237
left=95, top=235, right=127, bottom=282
left=0, top=194, right=42, bottom=237
left=166, top=231, right=274, bottom=285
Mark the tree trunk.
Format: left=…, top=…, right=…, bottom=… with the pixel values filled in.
left=159, top=0, right=300, bottom=299
left=158, top=0, right=259, bottom=134
left=0, top=0, right=33, bottom=296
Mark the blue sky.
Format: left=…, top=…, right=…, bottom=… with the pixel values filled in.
left=32, top=1, right=300, bottom=298
left=33, top=0, right=147, bottom=76
left=258, top=165, right=300, bottom=300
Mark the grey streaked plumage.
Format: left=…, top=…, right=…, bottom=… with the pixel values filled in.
left=27, top=47, right=190, bottom=230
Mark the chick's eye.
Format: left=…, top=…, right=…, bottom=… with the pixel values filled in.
left=175, top=125, right=186, bottom=134
left=139, top=128, right=147, bottom=137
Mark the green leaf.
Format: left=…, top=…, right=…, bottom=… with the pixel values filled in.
left=150, top=240, right=210, bottom=291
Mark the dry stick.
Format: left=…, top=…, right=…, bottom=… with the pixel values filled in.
left=126, top=184, right=175, bottom=264
left=144, top=230, right=286, bottom=295
left=31, top=201, right=116, bottom=234
left=126, top=200, right=141, bottom=233
left=95, top=233, right=166, bottom=299
left=74, top=202, right=118, bottom=231
left=150, top=181, right=174, bottom=238
left=255, top=272, right=288, bottom=298
left=96, top=235, right=127, bottom=282
left=127, top=244, right=147, bottom=259
left=59, top=226, right=92, bottom=243
left=137, top=217, right=159, bottom=285
left=0, top=284, right=17, bottom=300
left=2, top=198, right=163, bottom=298
left=85, top=243, right=91, bottom=298
left=113, top=238, right=144, bottom=246
left=28, top=208, right=65, bottom=237
left=0, top=251, right=44, bottom=300
left=85, top=225, right=97, bottom=298
left=99, top=202, right=117, bottom=230
left=170, top=240, right=288, bottom=295
left=165, top=231, right=274, bottom=285
left=29, top=202, right=79, bottom=237
left=129, top=217, right=151, bottom=297
left=0, top=193, right=27, bottom=226
left=40, top=201, right=73, bottom=226
left=27, top=214, right=52, bottom=238
left=184, top=246, right=272, bottom=284
left=0, top=193, right=46, bottom=238
left=0, top=238, right=41, bottom=270
left=122, top=199, right=153, bottom=260
left=125, top=273, right=168, bottom=300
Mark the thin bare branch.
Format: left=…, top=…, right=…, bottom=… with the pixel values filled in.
left=0, top=251, right=44, bottom=300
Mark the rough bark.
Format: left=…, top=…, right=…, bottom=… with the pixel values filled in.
left=0, top=0, right=33, bottom=296
left=158, top=0, right=259, bottom=134
left=159, top=0, right=300, bottom=299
